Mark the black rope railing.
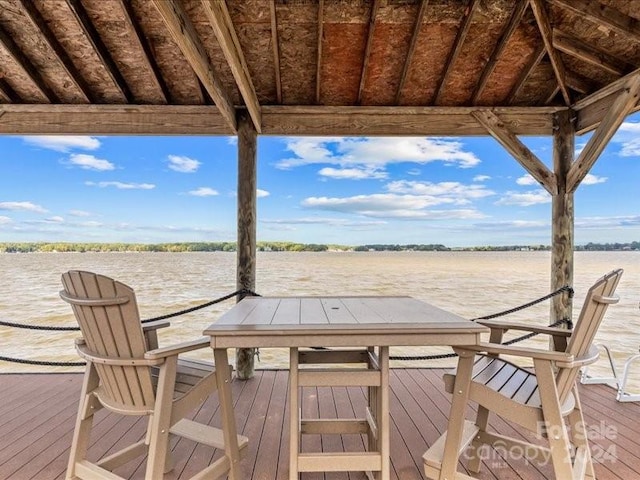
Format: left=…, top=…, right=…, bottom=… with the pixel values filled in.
left=1, top=286, right=573, bottom=367
left=389, top=285, right=574, bottom=361
left=0, top=288, right=259, bottom=367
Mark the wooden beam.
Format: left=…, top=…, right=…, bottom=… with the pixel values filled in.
left=0, top=24, right=59, bottom=103
left=117, top=0, right=170, bottom=104
left=550, top=109, right=574, bottom=324
left=201, top=0, right=262, bottom=133
left=565, top=70, right=594, bottom=95
left=567, top=75, right=640, bottom=193
left=260, top=105, right=560, bottom=136
left=66, top=0, right=133, bottom=103
left=270, top=0, right=282, bottom=104
left=0, top=104, right=561, bottom=136
left=18, top=0, right=92, bottom=103
left=507, top=43, right=546, bottom=104
left=530, top=0, right=570, bottom=105
left=472, top=110, right=557, bottom=195
left=357, top=0, right=381, bottom=104
left=236, top=110, right=257, bottom=380
left=433, top=0, right=480, bottom=105
left=316, top=0, right=324, bottom=104
left=395, top=0, right=429, bottom=105
left=0, top=105, right=232, bottom=135
left=472, top=0, right=529, bottom=105
left=549, top=0, right=640, bottom=44
left=553, top=29, right=629, bottom=77
left=152, top=0, right=237, bottom=132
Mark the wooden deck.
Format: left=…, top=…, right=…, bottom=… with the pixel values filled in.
left=1, top=369, right=639, bottom=480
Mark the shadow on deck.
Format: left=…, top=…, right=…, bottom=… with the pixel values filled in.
left=1, top=369, right=638, bottom=479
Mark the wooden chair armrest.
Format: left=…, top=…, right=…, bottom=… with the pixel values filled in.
left=465, top=343, right=574, bottom=363
left=76, top=343, right=163, bottom=366
left=145, top=337, right=211, bottom=360
left=477, top=320, right=572, bottom=337
left=142, top=320, right=171, bottom=332
left=560, top=344, right=600, bottom=368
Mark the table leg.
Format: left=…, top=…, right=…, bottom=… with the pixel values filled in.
left=213, top=348, right=242, bottom=480
left=289, top=347, right=300, bottom=480
left=439, top=348, right=475, bottom=480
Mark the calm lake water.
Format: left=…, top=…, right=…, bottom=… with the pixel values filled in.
left=1, top=251, right=638, bottom=393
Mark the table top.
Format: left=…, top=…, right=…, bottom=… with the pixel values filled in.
left=204, top=296, right=488, bottom=349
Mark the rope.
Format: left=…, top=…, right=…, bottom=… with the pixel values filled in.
left=470, top=285, right=573, bottom=321
left=0, top=288, right=259, bottom=367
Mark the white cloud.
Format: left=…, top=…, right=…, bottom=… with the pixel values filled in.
left=473, top=220, right=548, bottom=230
left=581, top=173, right=607, bottom=185
left=168, top=155, right=201, bottom=173
left=576, top=215, right=640, bottom=228
left=386, top=180, right=494, bottom=204
left=227, top=137, right=238, bottom=146
left=188, top=187, right=219, bottom=197
left=473, top=175, right=491, bottom=182
left=0, top=216, right=12, bottom=225
left=614, top=121, right=640, bottom=157
left=302, top=194, right=485, bottom=219
left=69, top=210, right=92, bottom=217
left=0, top=201, right=48, bottom=213
left=85, top=181, right=155, bottom=190
left=22, top=135, right=101, bottom=152
left=276, top=137, right=480, bottom=172
left=44, top=216, right=64, bottom=223
left=407, top=168, right=422, bottom=176
left=68, top=153, right=115, bottom=171
left=495, top=190, right=551, bottom=206
left=516, top=174, right=538, bottom=186
left=262, top=217, right=387, bottom=227
left=257, top=189, right=270, bottom=198
left=319, top=167, right=387, bottom=180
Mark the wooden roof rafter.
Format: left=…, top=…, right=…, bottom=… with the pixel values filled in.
left=202, top=0, right=262, bottom=133
left=151, top=0, right=237, bottom=132
left=117, top=0, right=170, bottom=104
left=552, top=29, right=632, bottom=77
left=0, top=24, right=59, bottom=103
left=18, top=0, right=92, bottom=103
left=530, top=0, right=571, bottom=105
left=395, top=0, right=429, bottom=105
left=507, top=43, right=546, bottom=104
left=270, top=0, right=282, bottom=104
left=549, top=0, right=640, bottom=44
left=433, top=0, right=481, bottom=105
left=357, top=0, right=381, bottom=105
left=472, top=110, right=558, bottom=195
left=0, top=79, right=19, bottom=103
left=472, top=0, right=529, bottom=105
left=65, top=0, right=133, bottom=103
left=567, top=74, right=640, bottom=193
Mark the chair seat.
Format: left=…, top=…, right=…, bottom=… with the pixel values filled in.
left=444, top=355, right=575, bottom=415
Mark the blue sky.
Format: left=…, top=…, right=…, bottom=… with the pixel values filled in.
left=1, top=114, right=639, bottom=247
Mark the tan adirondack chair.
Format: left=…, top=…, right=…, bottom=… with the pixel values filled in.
left=424, top=268, right=623, bottom=480
left=60, top=270, right=248, bottom=480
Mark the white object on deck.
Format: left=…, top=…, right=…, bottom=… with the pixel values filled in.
left=581, top=343, right=640, bottom=402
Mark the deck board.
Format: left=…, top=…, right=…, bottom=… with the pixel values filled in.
left=0, top=370, right=638, bottom=480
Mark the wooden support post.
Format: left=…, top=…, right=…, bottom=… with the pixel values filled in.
left=236, top=110, right=257, bottom=380
left=551, top=110, right=574, bottom=325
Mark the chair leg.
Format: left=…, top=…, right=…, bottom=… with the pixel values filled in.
left=569, top=386, right=595, bottom=480
left=145, top=357, right=178, bottom=480
left=66, top=364, right=100, bottom=480
left=468, top=406, right=490, bottom=473
left=534, top=359, right=575, bottom=479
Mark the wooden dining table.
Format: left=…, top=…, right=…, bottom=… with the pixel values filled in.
left=203, top=296, right=488, bottom=480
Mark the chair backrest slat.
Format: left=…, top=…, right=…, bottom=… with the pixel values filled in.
left=61, top=271, right=156, bottom=412
left=556, top=269, right=622, bottom=402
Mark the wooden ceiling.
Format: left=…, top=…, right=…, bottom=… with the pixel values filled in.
left=0, top=0, right=639, bottom=136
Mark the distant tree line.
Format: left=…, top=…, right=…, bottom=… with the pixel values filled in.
left=1, top=241, right=639, bottom=254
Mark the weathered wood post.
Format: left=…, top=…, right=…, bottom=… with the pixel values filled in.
left=551, top=109, right=574, bottom=325
left=236, top=110, right=257, bottom=380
